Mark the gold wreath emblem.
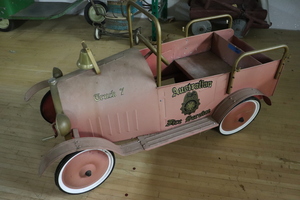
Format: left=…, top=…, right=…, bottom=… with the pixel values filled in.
left=180, top=91, right=200, bottom=115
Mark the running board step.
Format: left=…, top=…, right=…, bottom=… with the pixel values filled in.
left=138, top=117, right=219, bottom=150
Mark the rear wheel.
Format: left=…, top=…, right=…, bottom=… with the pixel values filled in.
left=219, top=97, right=261, bottom=135
left=55, top=149, right=115, bottom=194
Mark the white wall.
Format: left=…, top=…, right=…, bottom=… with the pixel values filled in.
left=267, top=0, right=300, bottom=30
left=36, top=0, right=300, bottom=30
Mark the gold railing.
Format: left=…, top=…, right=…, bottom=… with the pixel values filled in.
left=126, top=2, right=289, bottom=92
left=227, top=44, right=289, bottom=93
left=127, top=0, right=164, bottom=86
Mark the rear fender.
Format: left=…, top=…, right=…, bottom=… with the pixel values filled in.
left=39, top=130, right=144, bottom=175
left=212, top=88, right=271, bottom=123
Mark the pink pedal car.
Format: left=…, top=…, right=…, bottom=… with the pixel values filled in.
left=25, top=1, right=288, bottom=194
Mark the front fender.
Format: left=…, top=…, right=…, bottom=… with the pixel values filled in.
left=212, top=88, right=271, bottom=123
left=24, top=67, right=63, bottom=101
left=24, top=80, right=49, bottom=101
left=39, top=134, right=144, bottom=175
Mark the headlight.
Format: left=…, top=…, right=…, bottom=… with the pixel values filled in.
left=55, top=113, right=71, bottom=136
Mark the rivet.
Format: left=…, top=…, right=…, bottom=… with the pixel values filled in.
left=48, top=78, right=57, bottom=85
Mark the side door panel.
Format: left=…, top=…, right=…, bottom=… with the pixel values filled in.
left=158, top=74, right=229, bottom=130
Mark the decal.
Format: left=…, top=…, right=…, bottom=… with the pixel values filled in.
left=165, top=119, right=182, bottom=127
left=180, top=91, right=200, bottom=115
left=172, top=80, right=213, bottom=97
left=94, top=90, right=116, bottom=101
left=185, top=109, right=211, bottom=123
left=94, top=87, right=125, bottom=102
left=164, top=109, right=211, bottom=127
left=119, top=87, right=125, bottom=95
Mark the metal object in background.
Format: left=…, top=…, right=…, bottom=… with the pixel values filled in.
left=183, top=14, right=233, bottom=37
left=188, top=0, right=271, bottom=37
left=232, top=18, right=247, bottom=38
left=84, top=0, right=108, bottom=25
left=92, top=0, right=142, bottom=40
left=150, top=0, right=168, bottom=41
left=0, top=0, right=85, bottom=31
left=191, top=20, right=212, bottom=35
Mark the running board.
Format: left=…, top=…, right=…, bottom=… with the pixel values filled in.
left=138, top=117, right=219, bottom=150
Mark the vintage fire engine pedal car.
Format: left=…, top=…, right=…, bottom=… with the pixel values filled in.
left=24, top=1, right=289, bottom=195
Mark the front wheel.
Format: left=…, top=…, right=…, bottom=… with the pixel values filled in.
left=219, top=97, right=261, bottom=135
left=55, top=149, right=115, bottom=194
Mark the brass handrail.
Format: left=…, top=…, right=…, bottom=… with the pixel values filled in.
left=127, top=0, right=163, bottom=86
left=137, top=33, right=170, bottom=66
left=227, top=44, right=289, bottom=94
left=183, top=14, right=233, bottom=37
